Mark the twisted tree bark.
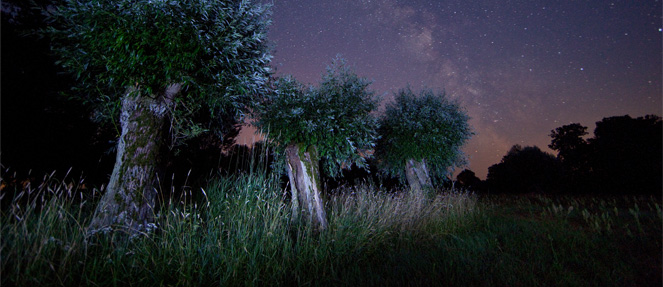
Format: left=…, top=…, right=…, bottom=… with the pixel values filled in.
left=405, top=158, right=433, bottom=196
left=87, top=85, right=180, bottom=236
left=285, top=144, right=328, bottom=231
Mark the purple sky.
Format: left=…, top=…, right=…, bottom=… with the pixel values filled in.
left=240, top=0, right=662, bottom=179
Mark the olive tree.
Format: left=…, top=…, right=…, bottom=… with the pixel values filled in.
left=256, top=58, right=378, bottom=230
left=375, top=87, right=472, bottom=195
left=46, top=0, right=272, bottom=235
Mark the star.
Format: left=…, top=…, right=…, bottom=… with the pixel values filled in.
left=260, top=0, right=662, bottom=178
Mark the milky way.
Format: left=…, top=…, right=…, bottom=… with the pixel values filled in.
left=241, top=0, right=662, bottom=178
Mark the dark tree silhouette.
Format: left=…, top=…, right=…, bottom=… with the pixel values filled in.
left=487, top=145, right=563, bottom=194
left=588, top=115, right=662, bottom=194
left=549, top=123, right=590, bottom=171
left=455, top=169, right=483, bottom=192
left=548, top=123, right=591, bottom=191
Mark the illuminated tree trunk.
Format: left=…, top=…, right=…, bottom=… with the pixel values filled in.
left=87, top=84, right=180, bottom=236
left=285, top=144, right=328, bottom=231
left=405, top=158, right=433, bottom=195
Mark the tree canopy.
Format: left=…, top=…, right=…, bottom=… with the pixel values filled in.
left=456, top=169, right=483, bottom=191
left=487, top=145, right=563, bottom=194
left=545, top=115, right=662, bottom=194
left=44, top=0, right=274, bottom=235
left=256, top=58, right=379, bottom=178
left=375, top=87, right=472, bottom=185
left=588, top=115, right=662, bottom=194
left=549, top=123, right=588, bottom=162
left=46, top=0, right=272, bottom=145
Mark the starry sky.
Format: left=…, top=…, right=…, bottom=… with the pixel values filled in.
left=240, top=0, right=662, bottom=179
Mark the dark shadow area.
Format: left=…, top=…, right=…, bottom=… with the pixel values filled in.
left=1, top=1, right=116, bottom=188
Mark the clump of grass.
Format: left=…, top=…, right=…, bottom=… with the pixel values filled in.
left=500, top=194, right=662, bottom=286
left=540, top=195, right=663, bottom=237
left=1, top=167, right=477, bottom=286
left=1, top=169, right=96, bottom=286
left=2, top=167, right=661, bottom=286
left=328, top=183, right=476, bottom=238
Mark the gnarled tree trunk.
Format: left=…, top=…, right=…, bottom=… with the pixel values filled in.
left=87, top=85, right=180, bottom=236
left=405, top=158, right=433, bottom=195
left=285, top=144, right=327, bottom=231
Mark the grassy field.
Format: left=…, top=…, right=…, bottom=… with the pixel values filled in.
left=1, top=169, right=661, bottom=286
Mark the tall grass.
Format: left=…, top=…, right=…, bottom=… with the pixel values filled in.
left=538, top=195, right=662, bottom=237
left=1, top=167, right=475, bottom=286
left=1, top=169, right=95, bottom=286
left=2, top=166, right=661, bottom=286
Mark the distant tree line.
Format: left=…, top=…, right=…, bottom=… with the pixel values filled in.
left=549, top=115, right=661, bottom=195
left=456, top=115, right=661, bottom=196
left=486, top=145, right=563, bottom=194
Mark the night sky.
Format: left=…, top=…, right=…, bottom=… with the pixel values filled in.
left=238, top=0, right=662, bottom=178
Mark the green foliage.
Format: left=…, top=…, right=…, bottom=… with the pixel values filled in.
left=256, top=58, right=379, bottom=177
left=46, top=0, right=272, bottom=143
left=375, top=87, right=472, bottom=183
